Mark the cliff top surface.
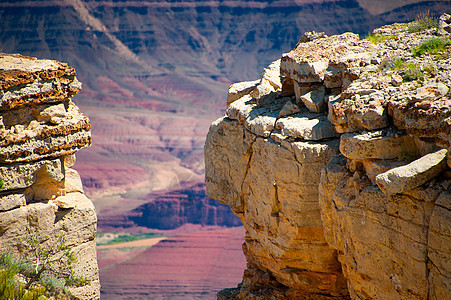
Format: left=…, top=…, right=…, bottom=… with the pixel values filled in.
left=0, top=53, right=81, bottom=110
left=227, top=13, right=451, bottom=150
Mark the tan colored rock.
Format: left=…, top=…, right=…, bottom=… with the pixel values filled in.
left=281, top=33, right=361, bottom=83
left=437, top=13, right=451, bottom=35
left=388, top=99, right=451, bottom=148
left=318, top=154, right=349, bottom=249
left=227, top=79, right=260, bottom=107
left=0, top=193, right=26, bottom=212
left=0, top=159, right=63, bottom=191
left=28, top=179, right=65, bottom=201
left=340, top=129, right=417, bottom=160
left=276, top=112, right=340, bottom=141
left=205, top=117, right=346, bottom=296
left=327, top=94, right=341, bottom=123
left=38, top=103, right=67, bottom=121
left=0, top=53, right=81, bottom=109
left=53, top=192, right=87, bottom=209
left=391, top=74, right=403, bottom=86
left=205, top=117, right=255, bottom=214
left=0, top=54, right=98, bottom=299
left=427, top=191, right=451, bottom=300
left=278, top=100, right=301, bottom=118
left=324, top=66, right=343, bottom=88
left=249, top=59, right=282, bottom=100
left=63, top=153, right=77, bottom=168
left=250, top=79, right=274, bottom=100
left=376, top=149, right=448, bottom=195
left=319, top=157, right=444, bottom=299
left=0, top=196, right=99, bottom=299
left=65, top=168, right=84, bottom=193
left=210, top=20, right=451, bottom=300
left=330, top=92, right=388, bottom=133
left=414, top=83, right=449, bottom=102
left=239, top=137, right=345, bottom=296
left=299, top=85, right=326, bottom=113
left=362, top=159, right=405, bottom=184
left=261, top=59, right=282, bottom=90
left=227, top=94, right=287, bottom=138
left=0, top=101, right=92, bottom=164
left=280, top=76, right=295, bottom=97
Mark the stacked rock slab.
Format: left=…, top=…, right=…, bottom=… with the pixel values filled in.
left=0, top=54, right=99, bottom=299
left=206, top=17, right=450, bottom=300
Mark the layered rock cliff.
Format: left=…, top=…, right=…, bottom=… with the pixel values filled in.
left=205, top=16, right=451, bottom=299
left=0, top=54, right=99, bottom=298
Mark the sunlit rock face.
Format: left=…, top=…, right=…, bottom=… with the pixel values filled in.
left=0, top=53, right=99, bottom=299
left=206, top=18, right=450, bottom=299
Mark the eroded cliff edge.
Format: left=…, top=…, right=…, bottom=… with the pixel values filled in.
left=0, top=54, right=99, bottom=298
left=205, top=16, right=451, bottom=299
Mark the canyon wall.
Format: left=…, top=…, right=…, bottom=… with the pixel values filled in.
left=0, top=54, right=99, bottom=299
left=205, top=18, right=451, bottom=299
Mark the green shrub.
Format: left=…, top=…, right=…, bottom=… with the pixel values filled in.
left=0, top=177, right=3, bottom=190
left=387, top=58, right=424, bottom=82
left=403, top=66, right=424, bottom=82
left=413, top=38, right=449, bottom=56
left=0, top=254, right=46, bottom=300
left=366, top=33, right=391, bottom=44
left=0, top=231, right=87, bottom=299
left=408, top=11, right=437, bottom=33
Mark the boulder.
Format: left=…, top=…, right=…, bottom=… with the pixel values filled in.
left=227, top=79, right=260, bottom=107
left=65, top=168, right=84, bottom=193
left=299, top=85, right=326, bottom=113
left=376, top=149, right=448, bottom=195
left=0, top=159, right=63, bottom=191
left=437, top=13, right=451, bottom=35
left=276, top=113, right=340, bottom=141
left=0, top=193, right=26, bottom=212
left=339, top=129, right=417, bottom=160
left=278, top=100, right=301, bottom=117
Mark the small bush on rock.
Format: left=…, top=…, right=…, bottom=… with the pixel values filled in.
left=408, top=11, right=437, bottom=33
left=413, top=38, right=450, bottom=56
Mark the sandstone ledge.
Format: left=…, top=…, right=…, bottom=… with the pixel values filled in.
left=206, top=17, right=451, bottom=300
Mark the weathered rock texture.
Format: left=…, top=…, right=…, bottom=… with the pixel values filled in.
left=206, top=17, right=451, bottom=299
left=0, top=53, right=99, bottom=299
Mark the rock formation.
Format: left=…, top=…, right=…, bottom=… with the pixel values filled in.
left=99, top=183, right=242, bottom=230
left=205, top=17, right=451, bottom=299
left=0, top=53, right=99, bottom=299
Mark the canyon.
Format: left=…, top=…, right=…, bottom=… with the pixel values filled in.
left=205, top=16, right=451, bottom=299
left=1, top=1, right=448, bottom=226
left=1, top=0, right=451, bottom=298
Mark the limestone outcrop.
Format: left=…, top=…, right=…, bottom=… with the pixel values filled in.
left=0, top=53, right=99, bottom=299
left=206, top=17, right=451, bottom=299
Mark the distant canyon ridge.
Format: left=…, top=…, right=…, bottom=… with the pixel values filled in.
left=1, top=0, right=450, bottom=230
